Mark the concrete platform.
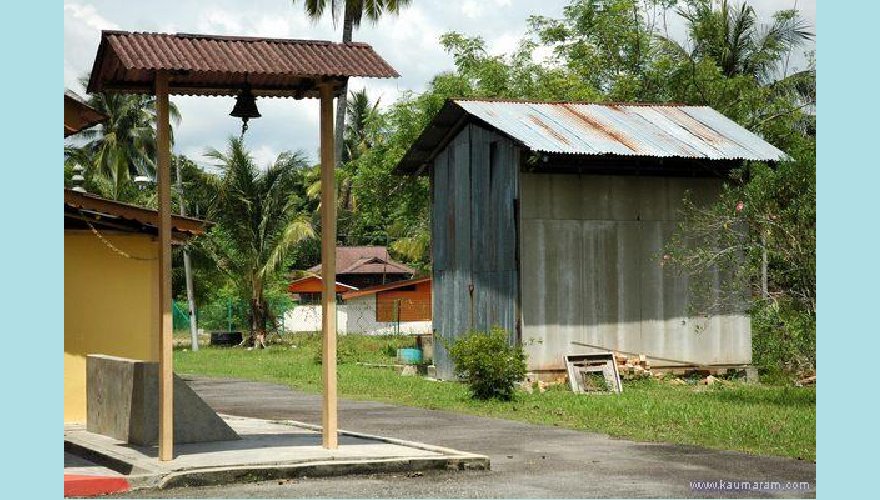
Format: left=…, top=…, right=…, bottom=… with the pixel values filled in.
left=64, top=415, right=489, bottom=491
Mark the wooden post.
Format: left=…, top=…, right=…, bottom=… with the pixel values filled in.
left=319, top=83, right=338, bottom=449
left=155, top=71, right=174, bottom=461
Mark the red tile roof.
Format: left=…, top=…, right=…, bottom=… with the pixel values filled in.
left=87, top=31, right=398, bottom=97
left=308, top=246, right=415, bottom=275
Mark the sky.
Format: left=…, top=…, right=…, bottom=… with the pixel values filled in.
left=64, top=0, right=816, bottom=170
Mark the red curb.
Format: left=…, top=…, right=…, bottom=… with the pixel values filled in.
left=64, top=475, right=130, bottom=498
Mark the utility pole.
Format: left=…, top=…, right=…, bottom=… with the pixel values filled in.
left=175, top=158, right=199, bottom=351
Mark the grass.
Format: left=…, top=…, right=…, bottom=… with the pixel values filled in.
left=174, top=333, right=815, bottom=461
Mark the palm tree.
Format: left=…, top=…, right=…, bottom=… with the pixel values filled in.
left=292, top=0, right=411, bottom=167
left=70, top=76, right=181, bottom=200
left=301, top=88, right=379, bottom=215
left=672, top=0, right=813, bottom=82
left=340, top=88, right=380, bottom=211
left=203, top=137, right=315, bottom=348
left=342, top=87, right=380, bottom=164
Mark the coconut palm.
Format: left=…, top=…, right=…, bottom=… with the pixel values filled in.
left=343, top=87, right=380, bottom=164
left=302, top=88, right=379, bottom=214
left=671, top=0, right=813, bottom=82
left=292, top=0, right=411, bottom=167
left=71, top=76, right=181, bottom=200
left=203, top=137, right=315, bottom=348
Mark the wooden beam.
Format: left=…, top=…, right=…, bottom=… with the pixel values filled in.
left=319, top=83, right=338, bottom=449
left=155, top=71, right=174, bottom=462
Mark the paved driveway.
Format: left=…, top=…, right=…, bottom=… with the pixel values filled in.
left=115, top=375, right=815, bottom=498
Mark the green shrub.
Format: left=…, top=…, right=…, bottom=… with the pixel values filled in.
left=381, top=343, right=399, bottom=358
left=752, top=299, right=815, bottom=380
left=447, top=327, right=527, bottom=400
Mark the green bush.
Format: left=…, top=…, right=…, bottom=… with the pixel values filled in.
left=752, top=299, right=815, bottom=380
left=447, top=327, right=527, bottom=400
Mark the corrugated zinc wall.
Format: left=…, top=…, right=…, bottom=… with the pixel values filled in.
left=518, top=173, right=752, bottom=370
left=432, top=124, right=520, bottom=379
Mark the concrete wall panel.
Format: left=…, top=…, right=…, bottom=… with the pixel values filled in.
left=520, top=173, right=751, bottom=370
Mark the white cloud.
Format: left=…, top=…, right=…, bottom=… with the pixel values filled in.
left=64, top=3, right=117, bottom=31
left=462, top=1, right=484, bottom=19
left=197, top=9, right=243, bottom=34
left=64, top=3, right=119, bottom=90
left=489, top=32, right=522, bottom=56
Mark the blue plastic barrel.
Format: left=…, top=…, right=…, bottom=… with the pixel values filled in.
left=397, top=348, right=423, bottom=365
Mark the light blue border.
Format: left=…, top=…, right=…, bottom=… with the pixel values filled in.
left=817, top=2, right=878, bottom=499
left=1, top=1, right=63, bottom=498
left=0, top=0, right=857, bottom=498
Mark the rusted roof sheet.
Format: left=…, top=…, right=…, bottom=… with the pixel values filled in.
left=64, top=189, right=208, bottom=238
left=64, top=90, right=108, bottom=137
left=308, top=246, right=415, bottom=275
left=87, top=31, right=398, bottom=97
left=341, top=276, right=431, bottom=300
left=288, top=275, right=358, bottom=294
left=396, top=99, right=788, bottom=173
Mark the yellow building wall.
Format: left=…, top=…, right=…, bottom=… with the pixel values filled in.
left=64, top=231, right=160, bottom=423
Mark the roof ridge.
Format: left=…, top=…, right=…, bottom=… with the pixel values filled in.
left=452, top=97, right=697, bottom=107
left=105, top=30, right=370, bottom=46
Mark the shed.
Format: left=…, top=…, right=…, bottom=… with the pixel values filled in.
left=395, top=99, right=787, bottom=379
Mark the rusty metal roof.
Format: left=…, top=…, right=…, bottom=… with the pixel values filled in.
left=396, top=99, right=788, bottom=173
left=87, top=31, right=398, bottom=97
left=341, top=276, right=431, bottom=300
left=288, top=275, right=358, bottom=294
left=64, top=90, right=108, bottom=137
left=64, top=189, right=208, bottom=239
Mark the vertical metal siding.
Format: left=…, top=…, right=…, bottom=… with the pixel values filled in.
left=432, top=124, right=520, bottom=379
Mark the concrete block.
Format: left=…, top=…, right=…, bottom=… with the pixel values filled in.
left=87, top=355, right=238, bottom=445
left=416, top=334, right=434, bottom=362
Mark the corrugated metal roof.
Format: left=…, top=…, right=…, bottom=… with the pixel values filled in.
left=64, top=90, right=108, bottom=137
left=341, top=276, right=431, bottom=300
left=287, top=275, right=358, bottom=293
left=64, top=189, right=208, bottom=238
left=87, top=31, right=398, bottom=97
left=395, top=99, right=787, bottom=173
left=456, top=100, right=787, bottom=161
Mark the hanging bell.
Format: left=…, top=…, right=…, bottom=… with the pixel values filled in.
left=230, top=83, right=261, bottom=135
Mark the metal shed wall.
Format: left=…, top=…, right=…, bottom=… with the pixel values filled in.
left=431, top=124, right=520, bottom=379
left=518, top=173, right=752, bottom=371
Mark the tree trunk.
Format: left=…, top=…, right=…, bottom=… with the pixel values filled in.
left=251, top=295, right=268, bottom=349
left=175, top=158, right=199, bottom=351
left=335, top=6, right=354, bottom=169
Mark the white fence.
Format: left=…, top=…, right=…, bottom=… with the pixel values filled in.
left=283, top=296, right=432, bottom=336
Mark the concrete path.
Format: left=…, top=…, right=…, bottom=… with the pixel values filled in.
left=65, top=452, right=122, bottom=477
left=66, top=414, right=485, bottom=492
left=113, top=375, right=816, bottom=499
